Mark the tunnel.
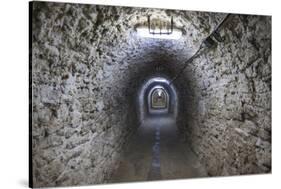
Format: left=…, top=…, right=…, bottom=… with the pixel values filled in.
left=138, top=77, right=178, bottom=121
left=31, top=2, right=272, bottom=187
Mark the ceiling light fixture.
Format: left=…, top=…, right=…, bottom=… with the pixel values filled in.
left=136, top=16, right=182, bottom=40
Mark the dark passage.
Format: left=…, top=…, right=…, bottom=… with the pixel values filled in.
left=147, top=120, right=161, bottom=180
left=31, top=2, right=271, bottom=187
left=109, top=76, right=207, bottom=182
left=109, top=116, right=207, bottom=183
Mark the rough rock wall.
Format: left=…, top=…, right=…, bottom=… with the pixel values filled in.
left=31, top=2, right=140, bottom=187
left=31, top=1, right=271, bottom=187
left=31, top=2, right=211, bottom=186
left=181, top=15, right=271, bottom=175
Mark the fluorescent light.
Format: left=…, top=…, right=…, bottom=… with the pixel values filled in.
left=136, top=27, right=182, bottom=40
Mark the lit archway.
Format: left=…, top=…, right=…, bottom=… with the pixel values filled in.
left=151, top=87, right=168, bottom=109
left=137, top=77, right=178, bottom=124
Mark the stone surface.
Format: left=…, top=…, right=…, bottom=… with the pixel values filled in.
left=180, top=14, right=271, bottom=176
left=31, top=1, right=271, bottom=187
left=109, top=117, right=207, bottom=183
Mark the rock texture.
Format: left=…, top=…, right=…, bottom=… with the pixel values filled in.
left=31, top=1, right=271, bottom=187
left=180, top=15, right=271, bottom=175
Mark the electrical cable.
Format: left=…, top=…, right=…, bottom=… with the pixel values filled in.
left=169, top=13, right=232, bottom=85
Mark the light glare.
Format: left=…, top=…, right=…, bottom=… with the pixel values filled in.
left=136, top=27, right=182, bottom=40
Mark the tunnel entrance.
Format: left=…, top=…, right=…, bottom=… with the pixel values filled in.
left=109, top=76, right=208, bottom=182
left=137, top=77, right=178, bottom=123
left=150, top=87, right=168, bottom=109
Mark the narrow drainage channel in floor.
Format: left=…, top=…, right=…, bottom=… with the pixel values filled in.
left=147, top=124, right=161, bottom=180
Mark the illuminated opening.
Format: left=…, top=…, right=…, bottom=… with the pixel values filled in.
left=151, top=88, right=168, bottom=109
left=136, top=16, right=182, bottom=40
left=136, top=27, right=182, bottom=39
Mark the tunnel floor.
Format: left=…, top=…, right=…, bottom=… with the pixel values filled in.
left=108, top=116, right=208, bottom=183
